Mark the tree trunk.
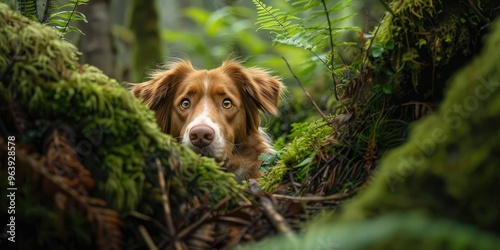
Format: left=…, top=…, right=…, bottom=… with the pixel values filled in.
left=127, top=0, right=163, bottom=82
left=77, top=0, right=115, bottom=78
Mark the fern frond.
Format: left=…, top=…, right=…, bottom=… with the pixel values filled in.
left=17, top=0, right=37, bottom=21
left=253, top=0, right=301, bottom=39
left=48, top=0, right=89, bottom=38
left=253, top=0, right=358, bottom=53
left=10, top=0, right=88, bottom=38
left=254, top=0, right=360, bottom=99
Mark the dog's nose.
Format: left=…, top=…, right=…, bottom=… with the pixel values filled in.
left=189, top=125, right=215, bottom=147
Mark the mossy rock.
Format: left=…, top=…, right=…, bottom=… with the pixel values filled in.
left=244, top=16, right=500, bottom=250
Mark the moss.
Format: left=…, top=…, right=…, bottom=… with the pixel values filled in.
left=244, top=212, right=500, bottom=250
left=0, top=3, right=240, bottom=213
left=370, top=0, right=494, bottom=101
left=259, top=119, right=333, bottom=191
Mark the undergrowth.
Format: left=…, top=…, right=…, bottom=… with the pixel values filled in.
left=253, top=0, right=410, bottom=195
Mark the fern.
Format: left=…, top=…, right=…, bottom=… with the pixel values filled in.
left=16, top=0, right=37, bottom=21
left=253, top=0, right=360, bottom=99
left=254, top=1, right=358, bottom=58
left=253, top=0, right=302, bottom=39
left=49, top=0, right=89, bottom=38
left=6, top=0, right=88, bottom=38
left=254, top=0, right=359, bottom=59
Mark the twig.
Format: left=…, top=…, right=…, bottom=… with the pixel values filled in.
left=126, top=211, right=170, bottom=237
left=177, top=195, right=233, bottom=239
left=362, top=13, right=386, bottom=66
left=228, top=184, right=253, bottom=205
left=155, top=158, right=184, bottom=250
left=271, top=188, right=359, bottom=202
left=139, top=225, right=159, bottom=250
left=321, top=0, right=339, bottom=101
left=248, top=179, right=294, bottom=235
left=466, top=0, right=490, bottom=23
left=282, top=57, right=329, bottom=123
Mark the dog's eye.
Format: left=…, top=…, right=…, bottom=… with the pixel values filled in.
left=222, top=98, right=233, bottom=109
left=180, top=99, right=191, bottom=109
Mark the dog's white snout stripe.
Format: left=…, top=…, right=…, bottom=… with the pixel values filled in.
left=181, top=98, right=226, bottom=159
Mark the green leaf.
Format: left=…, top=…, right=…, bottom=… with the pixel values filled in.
left=371, top=43, right=384, bottom=58
left=183, top=7, right=210, bottom=26
left=382, top=84, right=393, bottom=94
left=386, top=40, right=395, bottom=50
left=294, top=156, right=313, bottom=168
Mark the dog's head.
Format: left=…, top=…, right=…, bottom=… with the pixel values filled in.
left=131, top=60, right=283, bottom=178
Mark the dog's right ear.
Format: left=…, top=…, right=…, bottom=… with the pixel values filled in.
left=131, top=60, right=194, bottom=132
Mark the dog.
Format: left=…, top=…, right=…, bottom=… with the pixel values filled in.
left=131, top=60, right=283, bottom=181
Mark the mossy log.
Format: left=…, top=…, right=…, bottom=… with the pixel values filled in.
left=0, top=3, right=240, bottom=248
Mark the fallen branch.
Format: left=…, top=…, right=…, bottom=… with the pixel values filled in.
left=248, top=179, right=294, bottom=235
left=271, top=188, right=359, bottom=202
left=155, top=158, right=185, bottom=250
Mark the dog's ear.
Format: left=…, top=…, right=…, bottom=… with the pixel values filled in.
left=131, top=60, right=194, bottom=132
left=221, top=60, right=284, bottom=116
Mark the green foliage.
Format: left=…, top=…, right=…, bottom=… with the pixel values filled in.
left=253, top=0, right=302, bottom=43
left=253, top=0, right=359, bottom=52
left=366, top=0, right=497, bottom=98
left=49, top=0, right=89, bottom=38
left=162, top=5, right=274, bottom=68
left=4, top=0, right=88, bottom=38
left=251, top=0, right=364, bottom=141
left=244, top=213, right=500, bottom=249
left=16, top=0, right=37, bottom=20
left=252, top=0, right=360, bottom=77
left=370, top=43, right=384, bottom=58
left=345, top=16, right=500, bottom=224
left=245, top=16, right=500, bottom=250
left=259, top=119, right=334, bottom=191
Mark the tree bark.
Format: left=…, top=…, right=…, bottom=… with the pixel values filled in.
left=77, top=0, right=115, bottom=78
left=127, top=0, right=163, bottom=82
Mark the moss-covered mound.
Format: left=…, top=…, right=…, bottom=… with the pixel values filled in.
left=245, top=17, right=500, bottom=249
left=0, top=3, right=240, bottom=248
left=371, top=0, right=498, bottom=101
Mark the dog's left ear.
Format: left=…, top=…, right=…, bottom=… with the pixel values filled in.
left=221, top=60, right=284, bottom=116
